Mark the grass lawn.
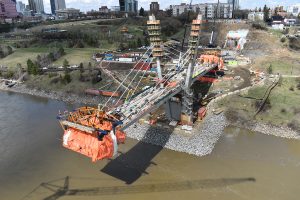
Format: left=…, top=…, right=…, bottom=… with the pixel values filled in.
left=26, top=70, right=117, bottom=95
left=53, top=48, right=100, bottom=66
left=0, top=47, right=49, bottom=68
left=218, top=77, right=300, bottom=130
left=257, top=57, right=300, bottom=76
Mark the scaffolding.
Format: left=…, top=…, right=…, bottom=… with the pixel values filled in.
left=188, top=15, right=203, bottom=58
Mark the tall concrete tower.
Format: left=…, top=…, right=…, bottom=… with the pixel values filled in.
left=50, top=0, right=66, bottom=14
left=228, top=0, right=239, bottom=10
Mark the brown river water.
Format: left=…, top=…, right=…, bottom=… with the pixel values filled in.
left=0, top=91, right=300, bottom=200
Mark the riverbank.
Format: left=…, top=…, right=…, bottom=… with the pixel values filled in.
left=0, top=82, right=106, bottom=105
left=1, top=80, right=299, bottom=158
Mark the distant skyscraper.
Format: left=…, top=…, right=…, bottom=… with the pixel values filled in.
left=35, top=0, right=44, bottom=13
left=50, top=0, right=66, bottom=14
left=119, top=0, right=138, bottom=13
left=228, top=0, right=239, bottom=10
left=0, top=0, right=18, bottom=18
left=16, top=1, right=26, bottom=12
left=28, top=0, right=36, bottom=12
left=150, top=2, right=159, bottom=13
left=28, top=0, right=44, bottom=13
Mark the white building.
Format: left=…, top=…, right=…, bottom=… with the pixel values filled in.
left=248, top=12, right=264, bottom=22
left=288, top=4, right=300, bottom=16
left=56, top=8, right=80, bottom=19
left=170, top=3, right=233, bottom=19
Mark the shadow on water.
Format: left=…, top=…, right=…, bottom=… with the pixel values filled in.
left=22, top=176, right=256, bottom=200
left=100, top=81, right=214, bottom=184
left=100, top=126, right=173, bottom=184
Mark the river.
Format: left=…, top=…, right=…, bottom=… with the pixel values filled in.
left=0, top=91, right=299, bottom=200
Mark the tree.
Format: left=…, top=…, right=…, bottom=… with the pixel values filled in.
left=139, top=7, right=145, bottom=16
left=63, top=59, right=69, bottom=74
left=27, top=59, right=34, bottom=74
left=63, top=59, right=69, bottom=68
left=263, top=5, right=270, bottom=22
left=58, top=47, right=65, bottom=56
left=27, top=59, right=38, bottom=75
left=268, top=64, right=273, bottom=74
left=79, top=62, right=84, bottom=73
left=137, top=38, right=142, bottom=47
left=64, top=73, right=71, bottom=84
left=88, top=62, right=92, bottom=73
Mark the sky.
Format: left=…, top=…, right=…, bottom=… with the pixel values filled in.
left=19, top=0, right=300, bottom=13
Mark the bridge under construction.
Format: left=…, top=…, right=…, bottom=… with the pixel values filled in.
left=58, top=14, right=225, bottom=162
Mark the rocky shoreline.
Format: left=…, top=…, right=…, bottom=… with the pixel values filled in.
left=251, top=123, right=300, bottom=140
left=126, top=113, right=228, bottom=156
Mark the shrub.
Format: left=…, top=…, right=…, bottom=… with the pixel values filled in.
left=280, top=36, right=286, bottom=43
left=267, top=64, right=273, bottom=74
left=63, top=73, right=71, bottom=84
left=252, top=23, right=268, bottom=31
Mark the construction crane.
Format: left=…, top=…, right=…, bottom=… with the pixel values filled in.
left=58, top=14, right=224, bottom=162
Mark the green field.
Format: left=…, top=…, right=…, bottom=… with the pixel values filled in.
left=53, top=48, right=100, bottom=66
left=0, top=47, right=49, bottom=68
left=0, top=47, right=103, bottom=68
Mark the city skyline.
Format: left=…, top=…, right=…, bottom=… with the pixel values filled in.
left=17, top=0, right=300, bottom=13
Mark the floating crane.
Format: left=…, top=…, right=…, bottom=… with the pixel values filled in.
left=58, top=14, right=224, bottom=162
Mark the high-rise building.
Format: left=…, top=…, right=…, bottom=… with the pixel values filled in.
left=16, top=1, right=25, bottom=12
left=28, top=0, right=44, bottom=13
left=119, top=0, right=138, bottom=13
left=170, top=3, right=233, bottom=19
left=50, top=0, right=66, bottom=14
left=35, top=0, right=44, bottom=13
left=228, top=0, right=239, bottom=10
left=28, top=0, right=36, bottom=12
left=0, top=0, right=18, bottom=18
left=150, top=2, right=159, bottom=13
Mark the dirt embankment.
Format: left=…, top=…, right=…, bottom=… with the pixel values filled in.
left=199, top=22, right=251, bottom=47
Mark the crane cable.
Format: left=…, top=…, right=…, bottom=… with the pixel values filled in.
left=102, top=46, right=153, bottom=108
left=113, top=51, right=153, bottom=106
